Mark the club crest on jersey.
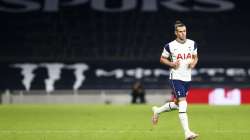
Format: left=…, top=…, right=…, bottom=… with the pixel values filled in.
left=177, top=53, right=192, bottom=59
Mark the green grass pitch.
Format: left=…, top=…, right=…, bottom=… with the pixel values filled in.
left=0, top=104, right=250, bottom=140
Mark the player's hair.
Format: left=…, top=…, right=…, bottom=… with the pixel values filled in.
left=174, top=20, right=186, bottom=31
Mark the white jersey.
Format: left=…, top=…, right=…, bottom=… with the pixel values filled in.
left=161, top=39, right=197, bottom=81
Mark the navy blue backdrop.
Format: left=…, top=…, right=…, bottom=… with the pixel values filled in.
left=1, top=0, right=250, bottom=90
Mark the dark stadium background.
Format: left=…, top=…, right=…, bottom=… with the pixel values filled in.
left=0, top=0, right=250, bottom=91
left=1, top=2, right=250, bottom=140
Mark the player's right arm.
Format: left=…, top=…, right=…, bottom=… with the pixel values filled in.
left=160, top=56, right=180, bottom=69
left=160, top=44, right=180, bottom=69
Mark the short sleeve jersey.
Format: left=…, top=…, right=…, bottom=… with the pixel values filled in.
left=161, top=39, right=197, bottom=81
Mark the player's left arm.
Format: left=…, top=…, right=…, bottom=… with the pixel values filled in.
left=188, top=54, right=198, bottom=69
left=188, top=41, right=199, bottom=69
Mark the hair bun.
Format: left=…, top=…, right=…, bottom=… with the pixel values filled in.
left=175, top=20, right=183, bottom=24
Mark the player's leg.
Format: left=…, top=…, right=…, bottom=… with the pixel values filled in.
left=152, top=81, right=179, bottom=125
left=178, top=98, right=197, bottom=140
left=179, top=98, right=199, bottom=140
left=151, top=101, right=178, bottom=125
left=172, top=80, right=191, bottom=135
left=154, top=80, right=180, bottom=113
left=177, top=81, right=198, bottom=140
left=152, top=100, right=178, bottom=114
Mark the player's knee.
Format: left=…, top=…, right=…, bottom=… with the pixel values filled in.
left=174, top=99, right=179, bottom=105
left=175, top=97, right=186, bottom=105
left=169, top=102, right=178, bottom=110
left=178, top=100, right=187, bottom=113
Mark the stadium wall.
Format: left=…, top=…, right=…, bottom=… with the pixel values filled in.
left=1, top=89, right=172, bottom=104
left=1, top=88, right=250, bottom=105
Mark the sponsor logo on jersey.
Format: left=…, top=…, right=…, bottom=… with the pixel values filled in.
left=177, top=53, right=192, bottom=60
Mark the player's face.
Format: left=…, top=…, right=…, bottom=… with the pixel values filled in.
left=175, top=26, right=187, bottom=41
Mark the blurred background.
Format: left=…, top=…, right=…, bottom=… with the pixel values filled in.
left=0, top=0, right=250, bottom=105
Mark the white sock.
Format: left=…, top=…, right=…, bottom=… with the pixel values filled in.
left=155, top=102, right=178, bottom=114
left=178, top=100, right=190, bottom=133
left=179, top=113, right=190, bottom=133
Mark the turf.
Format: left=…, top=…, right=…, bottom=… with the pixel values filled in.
left=0, top=104, right=250, bottom=140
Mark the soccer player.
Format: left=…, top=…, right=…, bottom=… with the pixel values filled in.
left=152, top=20, right=199, bottom=140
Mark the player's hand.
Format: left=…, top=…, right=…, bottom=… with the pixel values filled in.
left=170, top=60, right=180, bottom=69
left=188, top=55, right=198, bottom=69
left=188, top=62, right=196, bottom=69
